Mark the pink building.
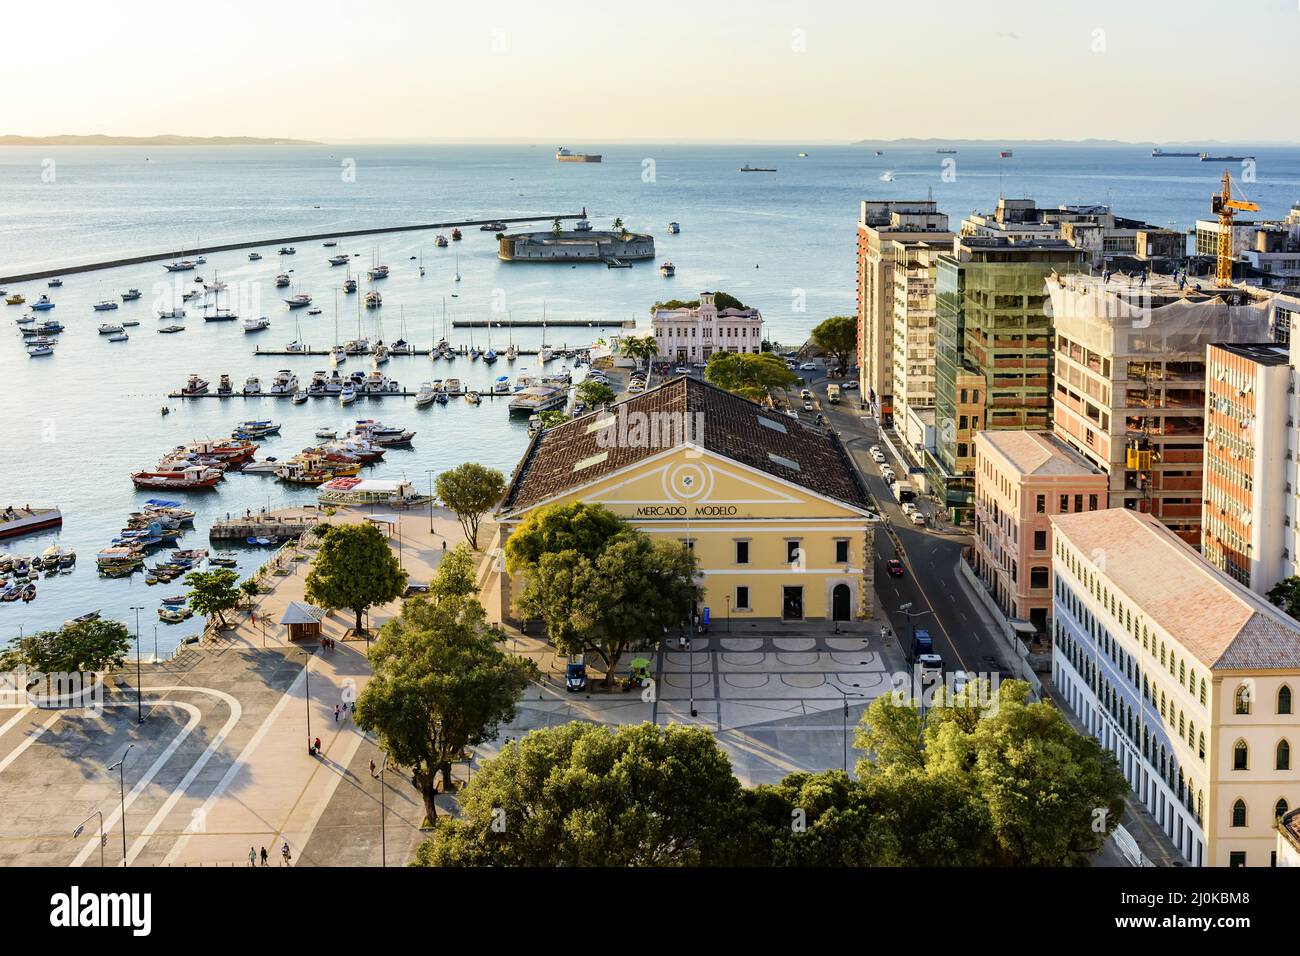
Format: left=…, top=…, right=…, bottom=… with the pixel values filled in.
left=973, top=430, right=1108, bottom=635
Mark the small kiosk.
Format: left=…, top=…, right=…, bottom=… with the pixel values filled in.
left=280, top=601, right=325, bottom=642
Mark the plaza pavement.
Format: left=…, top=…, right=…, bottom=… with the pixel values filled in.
left=0, top=501, right=914, bottom=867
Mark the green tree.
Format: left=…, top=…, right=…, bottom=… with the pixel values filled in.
left=574, top=378, right=616, bottom=408
left=709, top=290, right=747, bottom=312
left=611, top=216, right=626, bottom=237
left=238, top=577, right=260, bottom=608
left=430, top=542, right=477, bottom=602
left=414, top=723, right=743, bottom=866
left=705, top=351, right=799, bottom=402
left=510, top=514, right=700, bottom=686
left=538, top=410, right=568, bottom=429
left=855, top=679, right=1128, bottom=866
left=184, top=568, right=242, bottom=629
left=503, top=501, right=626, bottom=571
left=1267, top=576, right=1300, bottom=619
left=356, top=594, right=535, bottom=823
left=304, top=523, right=407, bottom=637
left=650, top=298, right=700, bottom=315
left=0, top=619, right=132, bottom=673
left=619, top=334, right=659, bottom=366
left=810, top=315, right=857, bottom=372
left=434, top=462, right=506, bottom=549
left=551, top=217, right=562, bottom=236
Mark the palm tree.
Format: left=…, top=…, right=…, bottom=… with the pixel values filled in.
left=612, top=217, right=627, bottom=238
left=551, top=218, right=563, bottom=236
left=620, top=334, right=660, bottom=387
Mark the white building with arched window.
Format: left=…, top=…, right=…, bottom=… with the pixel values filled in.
left=1050, top=507, right=1300, bottom=867
left=650, top=293, right=763, bottom=363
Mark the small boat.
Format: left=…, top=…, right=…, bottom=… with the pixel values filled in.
left=292, top=389, right=309, bottom=405
left=98, top=323, right=124, bottom=334
left=242, top=376, right=262, bottom=395
left=182, top=290, right=201, bottom=301
left=573, top=219, right=592, bottom=231
left=465, top=390, right=481, bottom=405
left=285, top=340, right=306, bottom=352
left=368, top=264, right=389, bottom=280
left=181, top=375, right=209, bottom=396
left=48, top=278, right=63, bottom=287
left=210, top=552, right=238, bottom=567
left=323, top=240, right=337, bottom=247
left=158, top=607, right=186, bottom=624
left=660, top=261, right=675, bottom=277
left=739, top=165, right=776, bottom=172
left=414, top=382, right=437, bottom=407
left=364, top=291, right=381, bottom=309
left=434, top=235, right=448, bottom=248
left=31, top=295, right=56, bottom=311
left=879, top=171, right=894, bottom=182
left=159, top=324, right=185, bottom=334
left=249, top=252, right=262, bottom=260
left=163, top=260, right=196, bottom=272
left=240, top=458, right=281, bottom=474
left=307, top=307, right=322, bottom=315
left=275, top=273, right=291, bottom=288
left=343, top=277, right=358, bottom=293
left=480, top=221, right=506, bottom=231
left=26, top=344, right=54, bottom=357
left=5, top=294, right=24, bottom=305
left=339, top=384, right=357, bottom=405
left=243, top=316, right=271, bottom=332
left=107, top=331, right=129, bottom=343
left=279, top=246, right=296, bottom=255
left=121, top=288, right=142, bottom=301
left=667, top=221, right=680, bottom=234
left=160, top=594, right=187, bottom=606
left=285, top=293, right=312, bottom=309
left=315, top=427, right=336, bottom=439
left=451, top=228, right=462, bottom=241
left=328, top=254, right=350, bottom=266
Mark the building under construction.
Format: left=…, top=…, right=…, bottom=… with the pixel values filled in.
left=1048, top=272, right=1274, bottom=546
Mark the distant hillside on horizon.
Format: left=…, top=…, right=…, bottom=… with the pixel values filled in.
left=0, top=134, right=323, bottom=146
left=852, top=137, right=1292, bottom=148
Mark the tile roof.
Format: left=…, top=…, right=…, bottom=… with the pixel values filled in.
left=976, top=430, right=1103, bottom=478
left=499, top=376, right=873, bottom=514
left=1050, top=508, right=1300, bottom=671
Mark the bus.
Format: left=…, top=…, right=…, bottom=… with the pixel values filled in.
left=826, top=384, right=841, bottom=404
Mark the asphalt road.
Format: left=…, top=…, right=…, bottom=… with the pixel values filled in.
left=795, top=366, right=1015, bottom=682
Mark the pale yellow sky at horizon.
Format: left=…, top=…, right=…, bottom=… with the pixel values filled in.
left=4, top=0, right=1297, bottom=143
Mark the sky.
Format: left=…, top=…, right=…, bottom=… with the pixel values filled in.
left=4, top=0, right=1299, bottom=143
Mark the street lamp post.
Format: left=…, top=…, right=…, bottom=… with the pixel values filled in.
left=378, top=753, right=388, bottom=867
left=833, top=685, right=865, bottom=773
left=152, top=624, right=158, bottom=664
left=107, top=744, right=134, bottom=866
left=686, top=636, right=696, bottom=718
left=129, top=606, right=144, bottom=724
left=426, top=470, right=436, bottom=535
left=725, top=595, right=731, bottom=633
left=302, top=648, right=315, bottom=755
left=73, top=811, right=105, bottom=869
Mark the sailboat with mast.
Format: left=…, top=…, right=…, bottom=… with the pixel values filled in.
left=483, top=316, right=498, bottom=364
left=329, top=291, right=346, bottom=365
left=505, top=312, right=518, bottom=361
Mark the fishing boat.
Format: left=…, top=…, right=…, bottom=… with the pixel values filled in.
left=121, top=288, right=142, bottom=301
left=181, top=375, right=209, bottom=396
left=243, top=316, right=270, bottom=332
left=660, top=261, right=676, bottom=277
left=31, top=294, right=55, bottom=311
left=5, top=294, right=24, bottom=305
left=131, top=464, right=223, bottom=490
left=0, top=506, right=63, bottom=540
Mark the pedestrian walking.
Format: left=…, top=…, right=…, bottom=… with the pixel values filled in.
left=260, top=846, right=268, bottom=866
left=281, top=842, right=291, bottom=865
left=314, top=736, right=322, bottom=753
left=249, top=847, right=256, bottom=867
left=334, top=704, right=340, bottom=722
left=369, top=759, right=377, bottom=778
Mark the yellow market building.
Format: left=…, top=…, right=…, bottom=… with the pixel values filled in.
left=483, top=376, right=879, bottom=625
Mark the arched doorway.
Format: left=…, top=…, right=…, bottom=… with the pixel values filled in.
left=832, top=584, right=851, bottom=621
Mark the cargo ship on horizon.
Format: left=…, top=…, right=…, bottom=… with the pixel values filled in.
left=556, top=146, right=601, bottom=163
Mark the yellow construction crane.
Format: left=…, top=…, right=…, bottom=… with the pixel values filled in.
left=1212, top=171, right=1259, bottom=287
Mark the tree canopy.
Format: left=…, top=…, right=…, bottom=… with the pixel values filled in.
left=304, top=522, right=407, bottom=636
left=1267, top=576, right=1300, bottom=620
left=434, top=462, right=506, bottom=549
left=430, top=542, right=478, bottom=602
left=505, top=503, right=700, bottom=684
left=183, top=568, right=242, bottom=629
left=650, top=291, right=747, bottom=316
left=414, top=723, right=741, bottom=866
left=574, top=378, right=616, bottom=408
left=0, top=618, right=132, bottom=674
left=356, top=593, right=535, bottom=824
left=704, top=351, right=799, bottom=402
left=619, top=334, right=659, bottom=365
left=810, top=315, right=857, bottom=372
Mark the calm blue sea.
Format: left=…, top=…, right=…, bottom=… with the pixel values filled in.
left=1, top=143, right=1298, bottom=648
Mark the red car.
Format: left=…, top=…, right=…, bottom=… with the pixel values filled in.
left=886, top=559, right=905, bottom=577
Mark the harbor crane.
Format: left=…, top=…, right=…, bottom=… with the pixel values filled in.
left=1212, top=171, right=1259, bottom=287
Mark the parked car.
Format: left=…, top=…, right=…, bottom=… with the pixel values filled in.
left=803, top=400, right=814, bottom=411
left=799, top=362, right=817, bottom=371
left=886, top=558, right=904, bottom=577
left=565, top=661, right=588, bottom=692
left=918, top=653, right=944, bottom=683
left=910, top=511, right=927, bottom=526
left=842, top=381, right=859, bottom=390
left=673, top=366, right=690, bottom=374
left=901, top=502, right=916, bottom=516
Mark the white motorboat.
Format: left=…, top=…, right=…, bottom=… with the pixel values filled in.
left=292, top=389, right=309, bottom=404
left=286, top=340, right=305, bottom=352
left=249, top=252, right=262, bottom=261
left=243, top=376, right=262, bottom=395
left=285, top=293, right=312, bottom=309
left=371, top=342, right=389, bottom=365
left=241, top=459, right=282, bottom=474
left=339, top=384, right=357, bottom=406
left=98, top=323, right=124, bottom=334
left=268, top=370, right=298, bottom=395
left=275, top=273, right=291, bottom=288
left=92, top=300, right=118, bottom=312
left=315, top=427, right=337, bottom=439
left=243, top=316, right=270, bottom=332
left=414, top=382, right=437, bottom=407
left=26, top=344, right=54, bottom=357
left=107, top=331, right=129, bottom=342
